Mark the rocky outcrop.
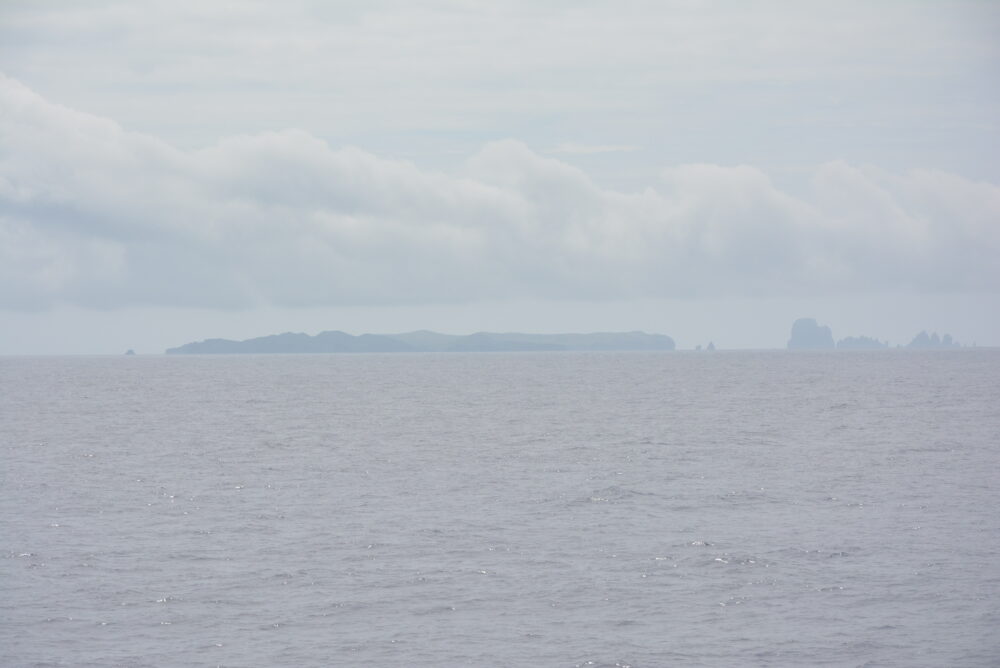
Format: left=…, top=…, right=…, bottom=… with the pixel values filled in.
left=907, top=331, right=959, bottom=348
left=787, top=318, right=835, bottom=350
left=836, top=335, right=888, bottom=350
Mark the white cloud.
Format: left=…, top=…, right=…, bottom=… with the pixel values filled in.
left=1, top=73, right=998, bottom=311
left=2, top=0, right=997, bottom=183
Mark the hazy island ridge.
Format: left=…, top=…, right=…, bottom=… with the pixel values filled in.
left=162, top=320, right=971, bottom=355
left=165, top=330, right=678, bottom=354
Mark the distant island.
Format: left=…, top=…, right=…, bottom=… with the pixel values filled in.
left=786, top=318, right=963, bottom=350
left=787, top=318, right=835, bottom=349
left=165, top=323, right=970, bottom=354
left=906, top=331, right=961, bottom=349
left=165, top=330, right=677, bottom=354
left=837, top=335, right=888, bottom=350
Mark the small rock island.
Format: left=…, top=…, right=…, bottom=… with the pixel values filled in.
left=907, top=331, right=960, bottom=348
left=786, top=318, right=835, bottom=350
left=836, top=335, right=888, bottom=350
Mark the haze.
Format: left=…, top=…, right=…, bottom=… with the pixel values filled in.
left=1, top=1, right=998, bottom=354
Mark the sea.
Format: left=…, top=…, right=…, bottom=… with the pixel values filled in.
left=2, top=350, right=999, bottom=667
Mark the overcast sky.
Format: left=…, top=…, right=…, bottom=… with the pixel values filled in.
left=1, top=1, right=998, bottom=353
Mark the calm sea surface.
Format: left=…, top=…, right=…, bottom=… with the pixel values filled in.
left=2, top=350, right=999, bottom=667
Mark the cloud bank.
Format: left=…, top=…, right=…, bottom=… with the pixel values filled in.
left=1, top=74, right=998, bottom=311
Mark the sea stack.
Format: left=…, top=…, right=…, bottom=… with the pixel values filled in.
left=787, top=318, right=835, bottom=350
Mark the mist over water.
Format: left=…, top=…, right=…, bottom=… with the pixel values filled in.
left=2, top=351, right=999, bottom=667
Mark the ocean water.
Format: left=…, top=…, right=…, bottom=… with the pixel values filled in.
left=2, top=350, right=999, bottom=667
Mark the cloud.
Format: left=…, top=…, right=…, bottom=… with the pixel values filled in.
left=3, top=1, right=996, bottom=166
left=1, top=73, right=998, bottom=311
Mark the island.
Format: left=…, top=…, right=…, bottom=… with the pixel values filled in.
left=836, top=335, right=888, bottom=350
left=907, top=331, right=960, bottom=348
left=785, top=318, right=968, bottom=351
left=786, top=318, right=835, bottom=350
left=165, top=330, right=677, bottom=354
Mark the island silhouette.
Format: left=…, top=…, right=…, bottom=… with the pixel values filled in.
left=165, top=323, right=968, bottom=354
left=786, top=318, right=962, bottom=350
left=787, top=318, right=835, bottom=349
left=165, top=330, right=677, bottom=354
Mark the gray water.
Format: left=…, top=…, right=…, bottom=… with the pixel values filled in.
left=2, top=350, right=999, bottom=667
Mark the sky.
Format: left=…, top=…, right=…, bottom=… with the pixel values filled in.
left=1, top=0, right=998, bottom=353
